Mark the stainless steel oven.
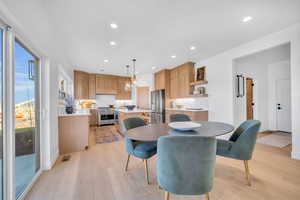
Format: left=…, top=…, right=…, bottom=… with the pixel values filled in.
left=97, top=107, right=117, bottom=125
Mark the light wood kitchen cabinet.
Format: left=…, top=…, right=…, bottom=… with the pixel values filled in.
left=154, top=69, right=170, bottom=91
left=88, top=74, right=96, bottom=99
left=89, top=109, right=98, bottom=126
left=59, top=115, right=89, bottom=155
left=96, top=74, right=118, bottom=94
left=116, top=76, right=132, bottom=100
left=165, top=110, right=208, bottom=123
left=169, top=62, right=195, bottom=99
left=74, top=70, right=132, bottom=98
left=170, top=68, right=179, bottom=99
left=74, top=70, right=90, bottom=99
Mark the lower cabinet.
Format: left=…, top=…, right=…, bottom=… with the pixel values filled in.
left=89, top=109, right=98, bottom=126
left=166, top=110, right=208, bottom=123
left=58, top=115, right=89, bottom=155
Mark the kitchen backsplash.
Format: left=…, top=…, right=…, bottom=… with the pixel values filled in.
left=172, top=97, right=208, bottom=109
left=95, top=95, right=115, bottom=107
left=74, top=95, right=134, bottom=109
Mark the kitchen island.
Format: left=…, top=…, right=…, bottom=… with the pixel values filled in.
left=165, top=108, right=208, bottom=123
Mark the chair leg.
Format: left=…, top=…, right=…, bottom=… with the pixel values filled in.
left=204, top=193, right=210, bottom=200
left=125, top=155, right=130, bottom=171
left=144, top=159, right=150, bottom=184
left=243, top=160, right=251, bottom=186
left=164, top=191, right=170, bottom=200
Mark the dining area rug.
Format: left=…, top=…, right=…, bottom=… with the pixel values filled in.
left=94, top=125, right=122, bottom=144
left=257, top=132, right=292, bottom=148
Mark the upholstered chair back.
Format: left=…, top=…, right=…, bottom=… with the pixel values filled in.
left=170, top=114, right=191, bottom=122
left=123, top=117, right=146, bottom=131
left=157, top=135, right=216, bottom=195
left=229, top=120, right=261, bottom=160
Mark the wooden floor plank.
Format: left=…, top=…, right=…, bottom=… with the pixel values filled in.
left=25, top=127, right=300, bottom=200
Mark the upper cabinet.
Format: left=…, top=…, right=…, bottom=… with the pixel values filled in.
left=74, top=70, right=90, bottom=99
left=170, top=68, right=179, bottom=99
left=116, top=76, right=132, bottom=100
left=88, top=74, right=96, bottom=99
left=96, top=74, right=117, bottom=95
left=154, top=69, right=170, bottom=97
left=169, top=62, right=195, bottom=99
left=74, top=70, right=131, bottom=100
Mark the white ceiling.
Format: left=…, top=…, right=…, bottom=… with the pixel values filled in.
left=235, top=43, right=290, bottom=65
left=2, top=0, right=300, bottom=75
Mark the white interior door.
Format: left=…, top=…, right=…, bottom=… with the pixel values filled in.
left=276, top=79, right=291, bottom=132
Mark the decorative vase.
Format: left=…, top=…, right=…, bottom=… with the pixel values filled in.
left=65, top=106, right=73, bottom=114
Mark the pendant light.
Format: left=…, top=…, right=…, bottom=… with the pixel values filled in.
left=125, top=65, right=132, bottom=91
left=131, top=58, right=137, bottom=85
left=124, top=58, right=138, bottom=91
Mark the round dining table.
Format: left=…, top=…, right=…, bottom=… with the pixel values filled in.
left=125, top=121, right=235, bottom=142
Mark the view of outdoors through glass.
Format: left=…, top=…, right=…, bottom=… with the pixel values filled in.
left=14, top=40, right=39, bottom=199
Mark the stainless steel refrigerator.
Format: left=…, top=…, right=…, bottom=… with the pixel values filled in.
left=151, top=89, right=165, bottom=123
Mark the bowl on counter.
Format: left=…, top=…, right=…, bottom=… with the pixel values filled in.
left=125, top=105, right=136, bottom=111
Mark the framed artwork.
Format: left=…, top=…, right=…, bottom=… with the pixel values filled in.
left=197, top=66, right=206, bottom=81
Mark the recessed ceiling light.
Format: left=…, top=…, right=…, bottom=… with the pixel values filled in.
left=110, top=23, right=118, bottom=29
left=104, top=59, right=109, bottom=63
left=110, top=41, right=116, bottom=46
left=190, top=46, right=196, bottom=50
left=171, top=55, right=176, bottom=59
left=242, top=16, right=252, bottom=23
left=152, top=66, right=157, bottom=70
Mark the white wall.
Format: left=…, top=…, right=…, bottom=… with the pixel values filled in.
left=196, top=23, right=300, bottom=159
left=268, top=61, right=291, bottom=130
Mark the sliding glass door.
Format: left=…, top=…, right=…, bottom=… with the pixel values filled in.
left=14, top=40, right=40, bottom=198
left=0, top=19, right=41, bottom=200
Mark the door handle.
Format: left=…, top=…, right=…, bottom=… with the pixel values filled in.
left=277, top=103, right=282, bottom=110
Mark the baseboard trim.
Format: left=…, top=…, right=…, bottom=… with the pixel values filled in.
left=51, top=150, right=60, bottom=169
left=291, top=151, right=300, bottom=160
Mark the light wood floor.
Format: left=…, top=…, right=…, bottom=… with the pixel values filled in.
left=25, top=127, right=300, bottom=200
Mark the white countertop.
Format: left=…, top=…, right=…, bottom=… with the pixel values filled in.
left=166, top=108, right=208, bottom=112
left=59, top=113, right=91, bottom=117
left=114, top=108, right=152, bottom=113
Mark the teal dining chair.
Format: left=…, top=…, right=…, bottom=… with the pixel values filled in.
left=216, top=120, right=261, bottom=186
left=169, top=114, right=191, bottom=122
left=157, top=135, right=216, bottom=200
left=123, top=117, right=157, bottom=184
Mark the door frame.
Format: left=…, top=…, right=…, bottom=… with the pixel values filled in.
left=246, top=77, right=254, bottom=120
left=1, top=18, right=43, bottom=200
